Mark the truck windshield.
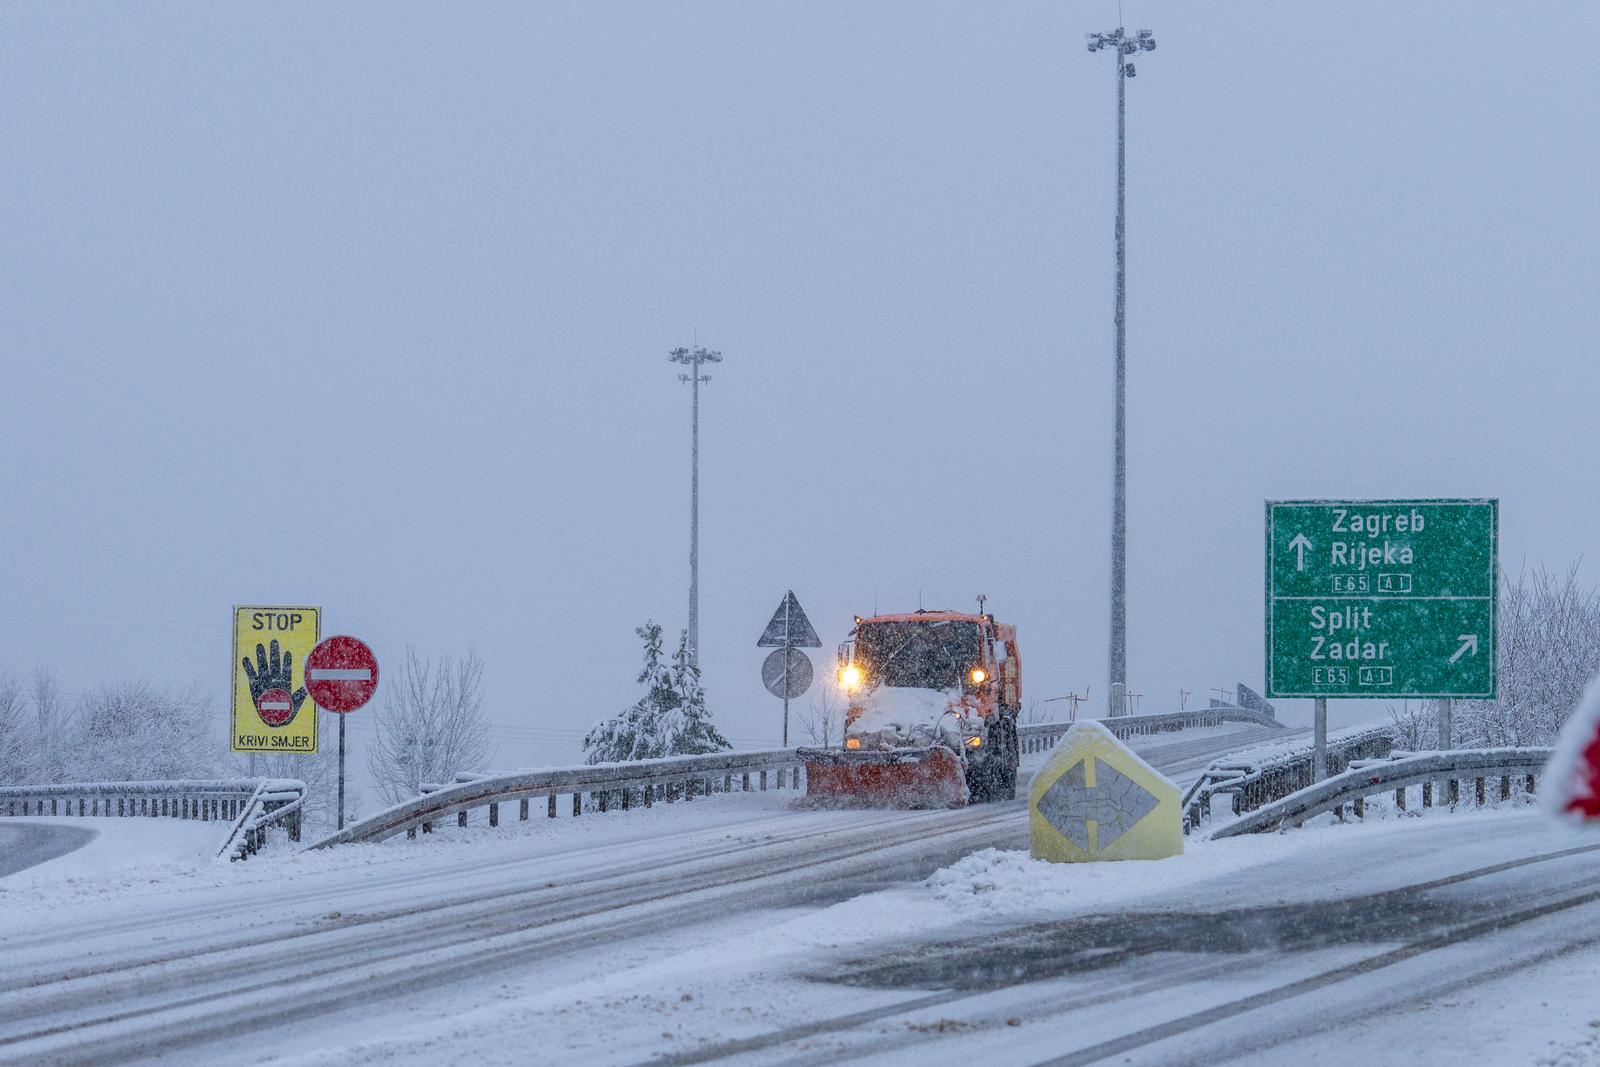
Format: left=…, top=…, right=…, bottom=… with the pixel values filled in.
left=855, top=620, right=981, bottom=690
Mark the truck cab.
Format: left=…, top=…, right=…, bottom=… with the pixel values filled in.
left=819, top=608, right=1021, bottom=804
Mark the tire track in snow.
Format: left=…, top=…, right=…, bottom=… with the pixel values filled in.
left=0, top=726, right=1280, bottom=1065
left=643, top=840, right=1600, bottom=1066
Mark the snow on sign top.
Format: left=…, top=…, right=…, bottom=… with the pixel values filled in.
left=304, top=635, right=379, bottom=714
left=757, top=591, right=821, bottom=648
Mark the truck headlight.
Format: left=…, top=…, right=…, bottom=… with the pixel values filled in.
left=970, top=667, right=987, bottom=685
left=838, top=664, right=864, bottom=691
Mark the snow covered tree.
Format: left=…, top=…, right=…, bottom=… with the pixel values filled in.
left=0, top=670, right=28, bottom=783
left=28, top=667, right=65, bottom=783
left=665, top=629, right=729, bottom=755
left=366, top=648, right=492, bottom=807
left=1389, top=563, right=1600, bottom=749
left=584, top=623, right=728, bottom=763
left=62, top=682, right=220, bottom=782
left=584, top=622, right=675, bottom=763
left=797, top=682, right=842, bottom=747
left=1458, top=563, right=1600, bottom=747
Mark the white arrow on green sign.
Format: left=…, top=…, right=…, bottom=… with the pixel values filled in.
left=1265, top=499, right=1498, bottom=699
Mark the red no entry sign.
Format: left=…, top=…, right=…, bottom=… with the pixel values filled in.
left=305, top=635, right=379, bottom=714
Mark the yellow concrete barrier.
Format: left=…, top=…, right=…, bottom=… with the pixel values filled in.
left=1029, top=720, right=1182, bottom=863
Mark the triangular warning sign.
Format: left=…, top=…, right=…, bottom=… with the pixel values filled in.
left=757, top=590, right=822, bottom=648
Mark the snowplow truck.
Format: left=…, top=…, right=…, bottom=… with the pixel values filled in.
left=798, top=609, right=1021, bottom=807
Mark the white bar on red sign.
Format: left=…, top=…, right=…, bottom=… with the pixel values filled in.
left=310, top=669, right=373, bottom=681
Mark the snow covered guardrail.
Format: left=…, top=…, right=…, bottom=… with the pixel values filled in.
left=308, top=748, right=807, bottom=849
left=1018, top=705, right=1283, bottom=757
left=1181, top=725, right=1395, bottom=833
left=0, top=778, right=272, bottom=823
left=216, top=779, right=307, bottom=861
left=1207, top=747, right=1555, bottom=839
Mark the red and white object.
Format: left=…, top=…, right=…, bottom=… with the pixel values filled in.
left=1546, top=674, right=1600, bottom=821
left=304, top=636, right=380, bottom=714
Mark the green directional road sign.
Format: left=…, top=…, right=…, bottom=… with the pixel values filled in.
left=1266, top=499, right=1497, bottom=699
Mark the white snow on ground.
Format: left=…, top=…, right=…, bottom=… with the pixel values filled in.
left=0, top=816, right=218, bottom=890
left=0, top=789, right=805, bottom=918
left=924, top=801, right=1540, bottom=920
left=7, top=727, right=1585, bottom=1067
left=0, top=723, right=1239, bottom=915
left=213, top=805, right=1600, bottom=1067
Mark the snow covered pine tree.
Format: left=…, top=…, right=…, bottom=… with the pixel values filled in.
left=665, top=628, right=729, bottom=755
left=584, top=623, right=729, bottom=763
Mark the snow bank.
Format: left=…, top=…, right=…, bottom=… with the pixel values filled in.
left=0, top=789, right=805, bottom=920
left=920, top=804, right=1543, bottom=922
left=0, top=816, right=218, bottom=889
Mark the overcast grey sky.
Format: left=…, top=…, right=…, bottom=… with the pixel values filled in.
left=3, top=2, right=1597, bottom=779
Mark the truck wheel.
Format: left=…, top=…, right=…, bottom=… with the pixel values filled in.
left=966, top=761, right=991, bottom=804
left=995, top=718, right=1019, bottom=800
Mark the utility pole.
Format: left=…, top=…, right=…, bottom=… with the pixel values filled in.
left=669, top=345, right=721, bottom=666
left=1086, top=25, right=1156, bottom=717
left=1179, top=688, right=1190, bottom=710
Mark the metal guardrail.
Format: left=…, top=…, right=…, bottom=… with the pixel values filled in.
left=1018, top=705, right=1283, bottom=757
left=1207, top=747, right=1554, bottom=839
left=309, top=749, right=807, bottom=848
left=312, top=708, right=1288, bottom=850
left=1181, top=725, right=1395, bottom=833
left=0, top=779, right=271, bottom=823
left=0, top=778, right=307, bottom=862
left=217, top=779, right=307, bottom=861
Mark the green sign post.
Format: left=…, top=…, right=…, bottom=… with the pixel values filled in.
left=1266, top=499, right=1497, bottom=699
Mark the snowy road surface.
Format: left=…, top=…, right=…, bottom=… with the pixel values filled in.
left=12, top=726, right=1596, bottom=1065
left=0, top=822, right=95, bottom=878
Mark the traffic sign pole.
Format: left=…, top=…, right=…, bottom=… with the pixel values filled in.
left=1313, top=697, right=1327, bottom=781
left=338, top=714, right=346, bottom=830
left=758, top=592, right=821, bottom=744
left=782, top=597, right=791, bottom=747
left=304, top=635, right=380, bottom=833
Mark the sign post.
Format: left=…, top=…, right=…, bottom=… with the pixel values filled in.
left=758, top=591, right=822, bottom=745
left=1266, top=499, right=1498, bottom=779
left=305, top=635, right=380, bottom=831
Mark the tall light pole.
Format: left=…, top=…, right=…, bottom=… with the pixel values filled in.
left=1086, top=26, right=1155, bottom=717
left=669, top=345, right=722, bottom=666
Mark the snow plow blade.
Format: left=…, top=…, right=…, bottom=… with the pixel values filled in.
left=796, top=745, right=968, bottom=808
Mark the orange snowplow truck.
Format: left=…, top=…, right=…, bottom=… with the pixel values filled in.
left=798, top=608, right=1021, bottom=807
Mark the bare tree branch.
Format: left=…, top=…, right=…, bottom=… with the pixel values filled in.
left=366, top=648, right=492, bottom=807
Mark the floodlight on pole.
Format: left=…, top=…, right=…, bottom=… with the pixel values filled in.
left=1085, top=25, right=1155, bottom=717
left=669, top=344, right=722, bottom=666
